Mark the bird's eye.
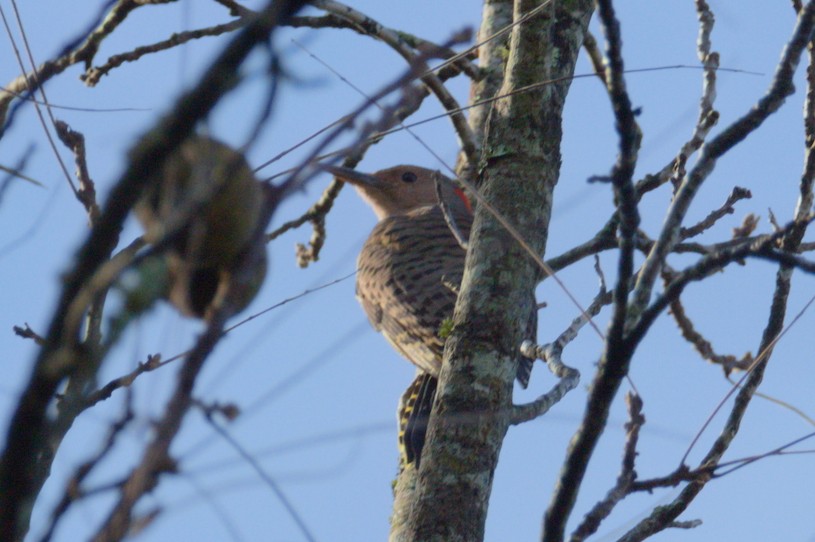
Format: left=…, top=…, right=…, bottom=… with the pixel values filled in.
left=401, top=171, right=417, bottom=183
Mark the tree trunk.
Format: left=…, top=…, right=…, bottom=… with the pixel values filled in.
left=390, top=1, right=594, bottom=540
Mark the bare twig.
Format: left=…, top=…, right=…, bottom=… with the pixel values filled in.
left=309, top=0, right=479, bottom=166
left=666, top=285, right=754, bottom=373
left=39, top=393, right=134, bottom=542
left=570, top=392, right=645, bottom=541
left=581, top=30, right=607, bottom=86
left=630, top=1, right=815, bottom=320
left=54, top=120, right=101, bottom=224
left=669, top=0, right=720, bottom=191
left=434, top=170, right=469, bottom=250
left=199, top=406, right=317, bottom=542
left=287, top=14, right=480, bottom=79
left=82, top=354, right=166, bottom=410
left=632, top=221, right=815, bottom=349
left=0, top=2, right=307, bottom=537
left=82, top=18, right=247, bottom=86
left=512, top=341, right=580, bottom=425
left=679, top=186, right=752, bottom=240
left=543, top=0, right=641, bottom=535
left=0, top=0, right=148, bottom=129
left=512, top=282, right=612, bottom=426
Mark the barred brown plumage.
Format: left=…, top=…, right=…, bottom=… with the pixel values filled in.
left=325, top=164, right=535, bottom=467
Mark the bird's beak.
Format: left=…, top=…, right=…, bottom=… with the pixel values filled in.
left=320, top=164, right=380, bottom=187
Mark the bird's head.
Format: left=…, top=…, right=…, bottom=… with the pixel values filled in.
left=323, top=164, right=471, bottom=220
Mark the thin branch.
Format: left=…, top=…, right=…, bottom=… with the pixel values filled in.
left=512, top=341, right=580, bottom=425
left=630, top=1, right=815, bottom=320
left=543, top=0, right=641, bottom=535
left=596, top=0, right=642, bottom=341
left=0, top=2, right=307, bottom=537
left=665, top=284, right=754, bottom=373
left=630, top=218, right=815, bottom=348
left=12, top=323, right=45, bottom=345
left=0, top=0, right=148, bottom=130
left=570, top=392, right=644, bottom=541
left=54, top=120, right=101, bottom=224
left=82, top=18, right=247, bottom=86
left=309, top=0, right=479, bottom=166
left=82, top=354, right=166, bottom=410
left=709, top=430, right=815, bottom=477
left=581, top=30, right=607, bottom=86
left=679, top=186, right=752, bottom=240
left=434, top=171, right=469, bottom=250
left=669, top=0, right=720, bottom=191
left=2, top=2, right=77, bottom=197
left=287, top=14, right=480, bottom=80
left=39, top=393, right=134, bottom=542
left=513, top=266, right=609, bottom=425
left=198, top=406, right=317, bottom=542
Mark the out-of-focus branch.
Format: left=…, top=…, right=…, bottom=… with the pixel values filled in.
left=265, top=29, right=473, bottom=267
left=91, top=302, right=231, bottom=541
left=288, top=14, right=479, bottom=79
left=39, top=393, right=134, bottom=542
left=1, top=0, right=148, bottom=129
left=82, top=18, right=246, bottom=87
left=309, top=0, right=479, bottom=167
left=0, top=2, right=307, bottom=538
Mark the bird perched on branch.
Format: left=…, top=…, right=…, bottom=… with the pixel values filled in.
left=324, top=164, right=535, bottom=467
left=134, top=136, right=269, bottom=320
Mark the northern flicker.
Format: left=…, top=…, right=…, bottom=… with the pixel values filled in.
left=325, top=164, right=535, bottom=466
left=135, top=136, right=269, bottom=320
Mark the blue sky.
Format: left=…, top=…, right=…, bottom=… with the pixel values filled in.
left=2, top=1, right=815, bottom=541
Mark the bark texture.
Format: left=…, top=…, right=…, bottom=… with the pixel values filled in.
left=390, top=1, right=594, bottom=540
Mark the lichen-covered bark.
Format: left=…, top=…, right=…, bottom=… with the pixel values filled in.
left=456, top=0, right=512, bottom=182
left=468, top=0, right=513, bottom=145
left=390, top=1, right=593, bottom=541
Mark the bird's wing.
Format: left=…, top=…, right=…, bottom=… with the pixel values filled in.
left=355, top=207, right=470, bottom=376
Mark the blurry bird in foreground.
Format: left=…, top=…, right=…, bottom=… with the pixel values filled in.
left=324, top=164, right=536, bottom=468
left=132, top=136, right=270, bottom=320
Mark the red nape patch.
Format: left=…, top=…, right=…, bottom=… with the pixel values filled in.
left=454, top=187, right=473, bottom=214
